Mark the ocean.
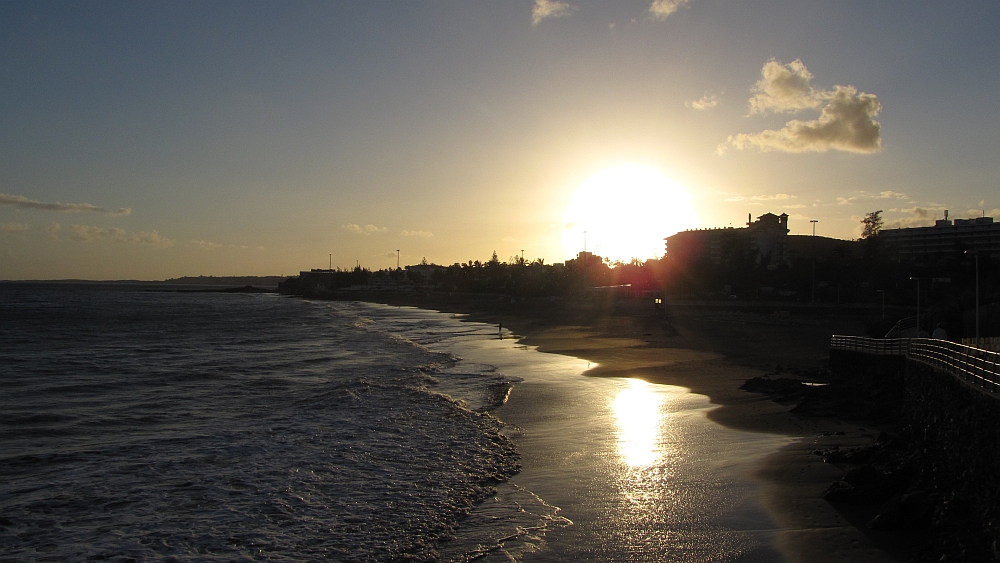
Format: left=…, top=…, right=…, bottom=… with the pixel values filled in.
left=1, top=284, right=790, bottom=563
left=0, top=285, right=561, bottom=562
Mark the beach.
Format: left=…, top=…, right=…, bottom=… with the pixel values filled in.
left=364, top=293, right=906, bottom=562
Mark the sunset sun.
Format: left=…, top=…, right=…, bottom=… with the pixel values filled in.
left=562, top=164, right=699, bottom=262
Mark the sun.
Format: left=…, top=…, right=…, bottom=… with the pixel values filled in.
left=562, top=164, right=699, bottom=262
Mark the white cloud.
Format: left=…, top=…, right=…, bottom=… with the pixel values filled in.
left=649, top=0, right=691, bottom=20
left=721, top=59, right=882, bottom=155
left=46, top=222, right=61, bottom=240
left=883, top=208, right=934, bottom=229
left=70, top=224, right=174, bottom=247
left=0, top=193, right=131, bottom=215
left=188, top=239, right=265, bottom=251
left=724, top=193, right=797, bottom=202
left=686, top=93, right=719, bottom=110
left=748, top=59, right=823, bottom=115
left=0, top=222, right=29, bottom=234
left=342, top=223, right=387, bottom=235
left=966, top=207, right=1000, bottom=219
left=532, top=0, right=575, bottom=25
left=189, top=239, right=224, bottom=250
left=835, top=191, right=909, bottom=205
left=400, top=229, right=433, bottom=237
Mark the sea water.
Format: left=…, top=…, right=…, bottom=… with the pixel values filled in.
left=1, top=285, right=790, bottom=563
left=0, top=285, right=558, bottom=562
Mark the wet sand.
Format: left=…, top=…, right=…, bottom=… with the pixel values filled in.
left=497, top=314, right=901, bottom=563
left=354, top=294, right=903, bottom=561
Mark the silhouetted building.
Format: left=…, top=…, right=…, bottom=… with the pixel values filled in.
left=879, top=212, right=1000, bottom=259
left=664, top=212, right=790, bottom=270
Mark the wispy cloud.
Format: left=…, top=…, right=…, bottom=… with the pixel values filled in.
left=836, top=191, right=909, bottom=205
left=400, top=229, right=433, bottom=237
left=0, top=193, right=131, bottom=215
left=724, top=193, right=797, bottom=202
left=342, top=223, right=387, bottom=235
left=649, top=0, right=691, bottom=20
left=532, top=0, right=575, bottom=25
left=70, top=225, right=174, bottom=247
left=720, top=59, right=882, bottom=155
left=686, top=92, right=719, bottom=110
left=0, top=222, right=30, bottom=234
left=883, top=208, right=935, bottom=229
left=188, top=239, right=264, bottom=251
left=965, top=207, right=1000, bottom=219
left=47, top=222, right=61, bottom=240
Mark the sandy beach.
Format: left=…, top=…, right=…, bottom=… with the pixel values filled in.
left=364, top=293, right=906, bottom=562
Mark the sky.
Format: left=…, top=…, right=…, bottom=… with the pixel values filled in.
left=2, top=0, right=999, bottom=279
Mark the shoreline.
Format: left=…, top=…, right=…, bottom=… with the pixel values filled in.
left=347, top=292, right=907, bottom=562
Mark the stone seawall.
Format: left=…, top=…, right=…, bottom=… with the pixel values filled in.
left=829, top=349, right=1000, bottom=560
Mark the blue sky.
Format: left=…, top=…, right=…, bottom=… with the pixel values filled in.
left=2, top=1, right=999, bottom=279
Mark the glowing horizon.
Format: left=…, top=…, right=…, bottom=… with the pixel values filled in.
left=562, top=164, right=699, bottom=263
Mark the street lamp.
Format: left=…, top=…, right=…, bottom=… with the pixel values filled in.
left=521, top=249, right=524, bottom=264
left=967, top=250, right=980, bottom=347
left=396, top=249, right=400, bottom=270
left=910, top=277, right=921, bottom=335
left=810, top=220, right=818, bottom=303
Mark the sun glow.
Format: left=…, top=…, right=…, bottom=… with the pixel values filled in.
left=562, top=164, right=698, bottom=262
left=612, top=378, right=665, bottom=468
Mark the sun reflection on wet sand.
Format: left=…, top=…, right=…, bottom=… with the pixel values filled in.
left=612, top=378, right=666, bottom=468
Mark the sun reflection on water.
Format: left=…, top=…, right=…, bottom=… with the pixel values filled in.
left=612, top=378, right=665, bottom=468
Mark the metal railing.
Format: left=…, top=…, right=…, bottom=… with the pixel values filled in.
left=830, top=335, right=910, bottom=355
left=831, top=335, right=1000, bottom=394
left=909, top=338, right=1000, bottom=393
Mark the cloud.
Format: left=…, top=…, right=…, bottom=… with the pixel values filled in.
left=189, top=239, right=224, bottom=251
left=686, top=93, right=719, bottom=110
left=649, top=0, right=691, bottom=20
left=0, top=222, right=30, bottom=234
left=724, top=193, right=797, bottom=202
left=835, top=190, right=909, bottom=205
left=748, top=59, right=823, bottom=115
left=966, top=208, right=1000, bottom=219
left=400, top=229, right=433, bottom=237
left=883, top=208, right=934, bottom=229
left=70, top=224, right=174, bottom=247
left=46, top=222, right=61, bottom=240
left=342, top=223, right=387, bottom=235
left=532, top=0, right=575, bottom=25
left=0, top=193, right=131, bottom=215
left=188, top=239, right=264, bottom=251
left=720, top=59, right=882, bottom=155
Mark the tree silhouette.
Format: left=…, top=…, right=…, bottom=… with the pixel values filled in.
left=861, top=210, right=884, bottom=239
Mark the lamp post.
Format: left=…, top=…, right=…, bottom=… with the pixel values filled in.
left=967, top=250, right=980, bottom=347
left=877, top=289, right=885, bottom=322
left=910, top=277, right=921, bottom=335
left=810, top=220, right=818, bottom=303
left=396, top=249, right=400, bottom=270
left=521, top=249, right=524, bottom=264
